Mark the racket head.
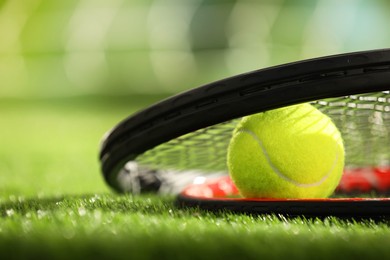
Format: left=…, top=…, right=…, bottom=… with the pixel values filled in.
left=100, top=49, right=390, bottom=193
left=99, top=49, right=390, bottom=217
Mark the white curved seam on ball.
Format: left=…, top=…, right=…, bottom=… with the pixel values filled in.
left=239, top=128, right=339, bottom=188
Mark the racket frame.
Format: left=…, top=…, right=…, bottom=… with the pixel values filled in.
left=100, top=49, right=390, bottom=218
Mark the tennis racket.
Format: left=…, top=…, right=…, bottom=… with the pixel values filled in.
left=99, top=49, right=390, bottom=218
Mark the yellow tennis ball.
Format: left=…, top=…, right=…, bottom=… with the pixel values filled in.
left=227, top=103, right=345, bottom=199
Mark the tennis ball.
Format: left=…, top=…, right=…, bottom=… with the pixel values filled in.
left=227, top=103, right=344, bottom=199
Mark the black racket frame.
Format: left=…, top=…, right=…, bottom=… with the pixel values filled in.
left=100, top=49, right=390, bottom=194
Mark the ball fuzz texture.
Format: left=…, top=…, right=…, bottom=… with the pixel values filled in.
left=227, top=103, right=345, bottom=199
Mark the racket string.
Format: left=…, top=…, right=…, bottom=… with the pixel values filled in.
left=314, top=92, right=390, bottom=167
left=136, top=91, right=390, bottom=172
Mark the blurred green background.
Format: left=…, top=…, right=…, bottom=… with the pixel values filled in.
left=1, top=0, right=390, bottom=98
left=0, top=0, right=390, bottom=197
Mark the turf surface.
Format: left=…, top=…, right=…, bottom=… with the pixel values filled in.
left=1, top=97, right=390, bottom=259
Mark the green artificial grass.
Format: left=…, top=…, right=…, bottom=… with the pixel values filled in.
left=1, top=97, right=390, bottom=260
left=2, top=194, right=390, bottom=260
